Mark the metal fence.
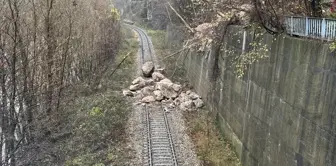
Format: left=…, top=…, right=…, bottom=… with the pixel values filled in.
left=322, top=0, right=334, bottom=3
left=285, top=16, right=336, bottom=41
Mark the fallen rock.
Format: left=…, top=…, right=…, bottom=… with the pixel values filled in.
left=123, top=90, right=134, bottom=97
left=186, top=90, right=192, bottom=95
left=132, top=77, right=145, bottom=85
left=145, top=79, right=155, bottom=86
left=180, top=100, right=195, bottom=111
left=193, top=98, right=204, bottom=108
left=155, top=78, right=173, bottom=91
left=178, top=92, right=190, bottom=102
left=172, top=84, right=182, bottom=92
left=142, top=61, right=155, bottom=77
left=159, top=78, right=173, bottom=88
left=162, top=98, right=173, bottom=104
left=168, top=103, right=175, bottom=109
left=141, top=86, right=154, bottom=96
left=152, top=72, right=165, bottom=82
left=130, top=77, right=146, bottom=91
left=153, top=90, right=164, bottom=101
left=141, top=96, right=155, bottom=103
left=189, top=92, right=200, bottom=100
left=156, top=68, right=165, bottom=74
left=161, top=88, right=178, bottom=99
left=130, top=84, right=141, bottom=91
left=155, top=78, right=173, bottom=92
left=173, top=98, right=181, bottom=106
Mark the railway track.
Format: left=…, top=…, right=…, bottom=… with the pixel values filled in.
left=144, top=105, right=178, bottom=166
left=128, top=25, right=154, bottom=64
left=126, top=24, right=179, bottom=166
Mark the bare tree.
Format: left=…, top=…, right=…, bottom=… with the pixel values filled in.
left=0, top=0, right=121, bottom=165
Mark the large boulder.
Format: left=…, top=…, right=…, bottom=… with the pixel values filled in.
left=157, top=78, right=173, bottom=88
left=141, top=86, right=154, bottom=96
left=142, top=61, right=155, bottom=77
left=152, top=72, right=165, bottom=82
left=172, top=84, right=182, bottom=92
left=189, top=92, right=200, bottom=100
left=193, top=98, right=204, bottom=108
left=153, top=90, right=164, bottom=101
left=155, top=78, right=177, bottom=99
left=141, top=96, right=155, bottom=103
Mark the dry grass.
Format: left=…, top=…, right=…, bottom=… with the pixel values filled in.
left=184, top=110, right=241, bottom=166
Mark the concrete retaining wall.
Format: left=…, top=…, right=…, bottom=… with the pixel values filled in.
left=179, top=26, right=336, bottom=166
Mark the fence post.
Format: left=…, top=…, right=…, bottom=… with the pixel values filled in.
left=322, top=18, right=326, bottom=39
left=305, top=17, right=309, bottom=36
left=291, top=16, right=293, bottom=36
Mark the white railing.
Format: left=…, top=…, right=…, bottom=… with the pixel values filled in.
left=322, top=0, right=333, bottom=3
left=285, top=16, right=336, bottom=41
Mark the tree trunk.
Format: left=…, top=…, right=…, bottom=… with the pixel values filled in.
left=45, top=0, right=55, bottom=115
left=8, top=0, right=20, bottom=165
left=0, top=34, right=7, bottom=166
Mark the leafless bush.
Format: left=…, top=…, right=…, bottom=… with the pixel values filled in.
left=0, top=0, right=121, bottom=165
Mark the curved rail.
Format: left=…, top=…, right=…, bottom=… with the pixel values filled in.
left=126, top=25, right=154, bottom=64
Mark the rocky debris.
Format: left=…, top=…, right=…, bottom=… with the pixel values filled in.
left=153, top=90, right=164, bottom=101
left=180, top=100, right=195, bottom=111
left=179, top=92, right=190, bottom=102
left=132, top=77, right=145, bottom=85
left=156, top=68, right=165, bottom=74
left=130, top=84, right=142, bottom=91
left=172, top=84, right=182, bottom=92
left=152, top=72, right=165, bottom=82
left=141, top=86, right=154, bottom=96
left=145, top=79, right=155, bottom=86
left=141, top=96, right=156, bottom=103
left=189, top=92, right=200, bottom=100
left=186, top=90, right=191, bottom=95
left=126, top=63, right=204, bottom=111
left=158, top=78, right=173, bottom=88
left=123, top=90, right=134, bottom=97
left=162, top=89, right=178, bottom=100
left=130, top=77, right=146, bottom=91
left=193, top=98, right=204, bottom=109
left=142, top=61, right=155, bottom=77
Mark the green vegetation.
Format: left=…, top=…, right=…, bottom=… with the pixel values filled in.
left=329, top=40, right=336, bottom=51
left=230, top=29, right=269, bottom=78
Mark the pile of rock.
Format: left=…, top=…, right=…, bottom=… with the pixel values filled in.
left=123, top=62, right=204, bottom=111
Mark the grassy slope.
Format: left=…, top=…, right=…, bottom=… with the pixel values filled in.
left=146, top=28, right=241, bottom=166
left=56, top=29, right=138, bottom=166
